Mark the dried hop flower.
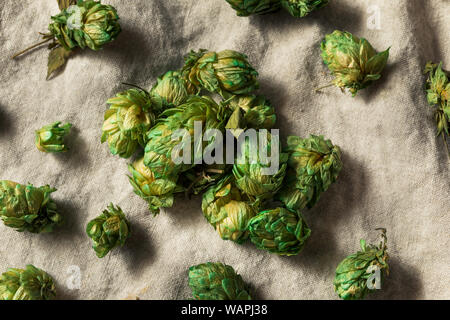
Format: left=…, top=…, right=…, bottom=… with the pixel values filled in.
left=225, top=0, right=282, bottom=16
left=150, top=70, right=196, bottom=109
left=188, top=262, right=252, bottom=300
left=281, top=0, right=328, bottom=17
left=35, top=121, right=72, bottom=153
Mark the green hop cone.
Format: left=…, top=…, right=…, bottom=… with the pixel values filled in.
left=86, top=203, right=131, bottom=258
left=128, top=157, right=182, bottom=215
left=281, top=0, right=328, bottom=17
left=320, top=30, right=390, bottom=96
left=182, top=49, right=259, bottom=97
left=102, top=88, right=158, bottom=158
left=0, top=180, right=63, bottom=233
left=248, top=207, right=311, bottom=256
left=0, top=265, right=56, bottom=300
left=188, top=262, right=252, bottom=300
left=232, top=132, right=288, bottom=202
left=150, top=70, right=196, bottom=109
left=35, top=121, right=72, bottom=153
left=276, top=135, right=342, bottom=210
left=225, top=0, right=282, bottom=16
left=334, top=229, right=389, bottom=300
left=49, top=0, right=121, bottom=51
left=202, top=174, right=257, bottom=244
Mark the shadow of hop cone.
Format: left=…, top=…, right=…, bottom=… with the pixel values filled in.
left=188, top=262, right=252, bottom=300
left=0, top=264, right=56, bottom=300
left=86, top=203, right=131, bottom=258
left=281, top=0, right=329, bottom=17
left=35, top=121, right=72, bottom=153
left=225, top=0, right=282, bottom=16
left=0, top=180, right=63, bottom=233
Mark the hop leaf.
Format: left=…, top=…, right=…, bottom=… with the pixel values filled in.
left=225, top=0, right=282, bottom=16
left=150, top=70, right=195, bottom=109
left=320, top=30, right=390, bottom=96
left=276, top=135, right=342, bottom=210
left=0, top=181, right=63, bottom=233
left=86, top=203, right=131, bottom=258
left=188, top=262, right=252, bottom=300
left=0, top=265, right=56, bottom=300
left=35, top=121, right=72, bottom=153
left=182, top=49, right=259, bottom=97
left=49, top=0, right=121, bottom=51
left=334, top=229, right=389, bottom=300
left=281, top=0, right=328, bottom=17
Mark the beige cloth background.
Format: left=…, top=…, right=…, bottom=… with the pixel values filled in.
left=0, top=0, right=449, bottom=300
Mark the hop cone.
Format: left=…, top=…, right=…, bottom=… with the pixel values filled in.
left=182, top=49, right=259, bottom=97
left=281, top=0, right=328, bottom=17
left=225, top=0, right=282, bottom=16
left=0, top=180, right=63, bottom=233
left=128, top=157, right=182, bottom=215
left=150, top=70, right=195, bottom=109
left=334, top=229, right=389, bottom=300
left=188, top=262, right=251, bottom=300
left=0, top=265, right=56, bottom=300
left=35, top=121, right=72, bottom=153
left=321, top=30, right=390, bottom=96
left=102, top=88, right=158, bottom=158
left=202, top=174, right=257, bottom=244
left=232, top=132, right=288, bottom=202
left=86, top=203, right=131, bottom=258
left=248, top=207, right=311, bottom=256
left=49, top=0, right=121, bottom=51
left=276, top=135, right=342, bottom=211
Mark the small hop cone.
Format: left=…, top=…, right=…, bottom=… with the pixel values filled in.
left=35, top=121, right=72, bottom=153
left=281, top=0, right=329, bottom=17
left=226, top=95, right=276, bottom=131
left=225, top=0, right=282, bottom=16
left=150, top=70, right=196, bottom=109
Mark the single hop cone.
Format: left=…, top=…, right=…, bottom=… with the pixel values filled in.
left=281, top=0, right=328, bottom=17
left=35, top=121, right=72, bottom=153
left=225, top=0, right=282, bottom=16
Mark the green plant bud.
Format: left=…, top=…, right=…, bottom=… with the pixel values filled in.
left=188, top=262, right=251, bottom=300
left=232, top=132, right=288, bottom=202
left=35, top=121, right=72, bottom=153
left=334, top=229, right=389, bottom=300
left=281, top=0, right=328, bottom=17
left=320, top=30, right=390, bottom=96
left=202, top=174, right=257, bottom=243
left=150, top=70, right=195, bottom=109
left=102, top=88, right=157, bottom=158
left=0, top=180, right=63, bottom=233
left=225, top=0, right=282, bottom=16
left=182, top=49, right=259, bottom=97
left=49, top=0, right=121, bottom=51
left=276, top=135, right=342, bottom=210
left=86, top=203, right=131, bottom=258
left=227, top=95, right=276, bottom=131
left=248, top=207, right=311, bottom=256
left=0, top=265, right=56, bottom=300
left=128, top=157, right=182, bottom=215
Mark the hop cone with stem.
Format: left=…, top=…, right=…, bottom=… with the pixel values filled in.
left=202, top=174, right=257, bottom=244
left=49, top=0, right=121, bottom=51
left=334, top=229, right=389, bottom=300
left=0, top=265, right=56, bottom=300
left=150, top=70, right=196, bottom=109
left=35, top=121, right=72, bottom=153
left=276, top=135, right=342, bottom=211
left=182, top=49, right=259, bottom=97
left=248, top=207, right=311, bottom=256
left=102, top=88, right=158, bottom=158
left=188, top=262, right=252, bottom=300
left=320, top=30, right=390, bottom=96
left=86, top=203, right=131, bottom=258
left=281, top=0, right=328, bottom=17
left=0, top=180, right=63, bottom=233
left=225, top=0, right=282, bottom=16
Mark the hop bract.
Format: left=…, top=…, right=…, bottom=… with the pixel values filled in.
left=188, top=262, right=251, bottom=300
left=182, top=49, right=259, bottom=97
left=248, top=207, right=311, bottom=256
left=35, top=121, right=72, bottom=153
left=202, top=174, right=257, bottom=244
left=0, top=265, right=56, bottom=300
left=49, top=0, right=121, bottom=51
left=334, top=229, right=389, bottom=300
left=321, top=30, right=390, bottom=96
left=281, top=0, right=328, bottom=17
left=151, top=70, right=195, bottom=109
left=276, top=135, right=342, bottom=210
left=86, top=203, right=131, bottom=258
left=0, top=180, right=63, bottom=233
left=226, top=95, right=276, bottom=132
left=225, top=0, right=282, bottom=16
